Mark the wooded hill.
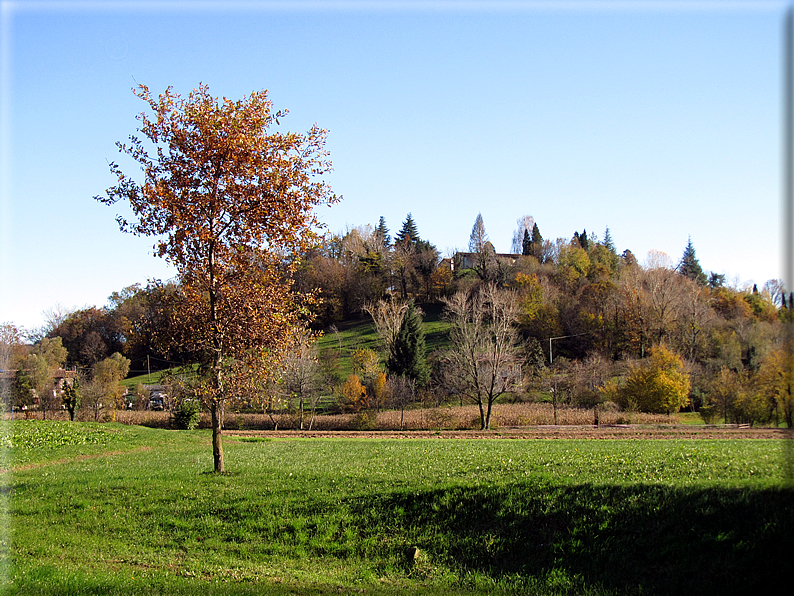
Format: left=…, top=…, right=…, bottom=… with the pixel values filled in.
left=4, top=213, right=791, bottom=426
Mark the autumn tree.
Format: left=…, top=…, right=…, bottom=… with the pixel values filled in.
left=27, top=337, right=68, bottom=419
left=338, top=374, right=368, bottom=413
left=97, top=83, right=337, bottom=472
left=442, top=284, right=522, bottom=429
left=0, top=323, right=25, bottom=411
left=91, top=352, right=131, bottom=413
left=756, top=347, right=794, bottom=427
left=616, top=345, right=690, bottom=414
left=469, top=213, right=488, bottom=253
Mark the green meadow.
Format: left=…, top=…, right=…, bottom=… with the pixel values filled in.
left=1, top=421, right=792, bottom=595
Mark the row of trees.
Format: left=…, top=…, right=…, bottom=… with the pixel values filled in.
left=0, top=325, right=131, bottom=421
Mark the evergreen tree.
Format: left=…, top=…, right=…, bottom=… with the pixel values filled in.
left=387, top=301, right=429, bottom=385
left=530, top=222, right=543, bottom=259
left=531, top=222, right=542, bottom=244
left=395, top=213, right=420, bottom=246
left=375, top=216, right=391, bottom=248
left=579, top=229, right=589, bottom=251
left=602, top=226, right=615, bottom=253
left=522, top=228, right=532, bottom=256
left=678, top=237, right=707, bottom=286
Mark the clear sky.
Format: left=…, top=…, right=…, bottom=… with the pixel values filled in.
left=0, top=0, right=787, bottom=332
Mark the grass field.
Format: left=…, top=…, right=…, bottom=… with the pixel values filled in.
left=2, top=421, right=792, bottom=595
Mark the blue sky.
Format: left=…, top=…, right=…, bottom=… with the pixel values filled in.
left=0, top=0, right=787, bottom=331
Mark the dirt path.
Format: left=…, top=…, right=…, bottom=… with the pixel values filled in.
left=227, top=426, right=791, bottom=441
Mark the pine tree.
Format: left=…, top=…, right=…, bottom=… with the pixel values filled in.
left=678, top=237, right=707, bottom=286
left=603, top=226, right=615, bottom=253
left=522, top=228, right=532, bottom=256
left=387, top=301, right=429, bottom=385
left=375, top=216, right=390, bottom=248
left=395, top=213, right=420, bottom=246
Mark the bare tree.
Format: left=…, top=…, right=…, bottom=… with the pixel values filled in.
left=442, top=284, right=522, bottom=429
left=363, top=298, right=411, bottom=357
left=642, top=252, right=683, bottom=344
left=469, top=213, right=489, bottom=253
left=387, top=375, right=416, bottom=430
left=280, top=331, right=323, bottom=430
left=510, top=215, right=535, bottom=254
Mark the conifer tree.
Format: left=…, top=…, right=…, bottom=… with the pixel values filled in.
left=530, top=222, right=543, bottom=259
left=522, top=228, right=532, bottom=256
left=678, top=237, right=707, bottom=286
left=603, top=226, right=615, bottom=253
left=395, top=213, right=420, bottom=246
left=375, top=216, right=391, bottom=248
left=578, top=229, right=589, bottom=251
left=387, top=301, right=429, bottom=385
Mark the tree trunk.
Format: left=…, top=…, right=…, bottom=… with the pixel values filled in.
left=211, top=402, right=225, bottom=474
left=484, top=400, right=493, bottom=430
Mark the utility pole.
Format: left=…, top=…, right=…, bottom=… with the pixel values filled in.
left=548, top=332, right=589, bottom=365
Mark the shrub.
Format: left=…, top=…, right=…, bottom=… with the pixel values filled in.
left=349, top=410, right=378, bottom=430
left=617, top=346, right=690, bottom=414
left=173, top=399, right=202, bottom=430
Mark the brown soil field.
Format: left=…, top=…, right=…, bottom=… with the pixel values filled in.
left=226, top=426, right=791, bottom=441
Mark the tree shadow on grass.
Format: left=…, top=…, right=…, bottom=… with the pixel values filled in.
left=345, top=481, right=794, bottom=595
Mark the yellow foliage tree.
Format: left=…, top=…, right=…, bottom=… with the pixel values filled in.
left=755, top=348, right=794, bottom=427
left=371, top=371, right=388, bottom=412
left=618, top=345, right=690, bottom=414
left=339, top=374, right=367, bottom=413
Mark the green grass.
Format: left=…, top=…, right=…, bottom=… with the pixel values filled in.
left=316, top=305, right=453, bottom=380
left=120, top=310, right=448, bottom=396
left=675, top=411, right=705, bottom=425
left=3, top=421, right=793, bottom=595
left=121, top=364, right=201, bottom=392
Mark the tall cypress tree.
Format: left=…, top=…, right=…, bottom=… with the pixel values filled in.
left=522, top=228, right=532, bottom=256
left=530, top=222, right=543, bottom=260
left=679, top=237, right=707, bottom=286
left=387, top=301, right=429, bottom=385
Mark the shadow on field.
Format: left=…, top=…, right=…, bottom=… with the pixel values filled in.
left=347, top=481, right=793, bottom=595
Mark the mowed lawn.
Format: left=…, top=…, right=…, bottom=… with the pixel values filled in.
left=1, top=421, right=792, bottom=595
